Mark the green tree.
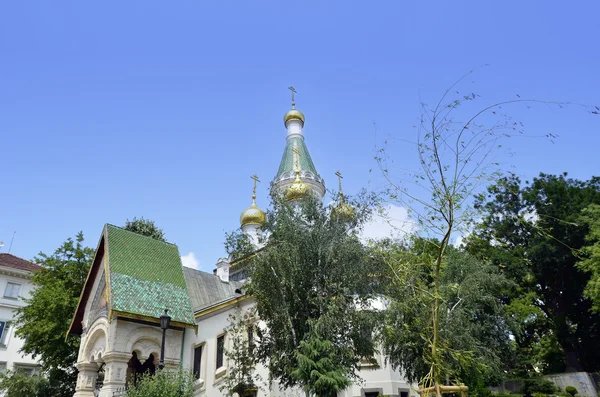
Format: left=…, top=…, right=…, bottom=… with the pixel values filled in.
left=378, top=238, right=515, bottom=389
left=291, top=324, right=352, bottom=397
left=375, top=72, right=540, bottom=390
left=233, top=193, right=382, bottom=395
left=219, top=308, right=262, bottom=397
left=577, top=204, right=600, bottom=312
left=124, top=217, right=166, bottom=241
left=125, top=367, right=195, bottom=397
left=0, top=371, right=50, bottom=397
left=466, top=173, right=600, bottom=372
left=11, top=232, right=94, bottom=397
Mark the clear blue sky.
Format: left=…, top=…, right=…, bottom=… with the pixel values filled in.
left=1, top=1, right=598, bottom=270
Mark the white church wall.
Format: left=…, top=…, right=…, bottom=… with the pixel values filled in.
left=343, top=350, right=414, bottom=397
left=183, top=295, right=413, bottom=397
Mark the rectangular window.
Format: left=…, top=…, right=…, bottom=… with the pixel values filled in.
left=0, top=321, right=10, bottom=346
left=400, top=391, right=409, bottom=397
left=365, top=392, right=380, bottom=397
left=247, top=326, right=254, bottom=353
left=193, top=344, right=203, bottom=380
left=15, top=366, right=38, bottom=376
left=216, top=335, right=225, bottom=369
left=0, top=362, right=6, bottom=374
left=3, top=282, right=21, bottom=299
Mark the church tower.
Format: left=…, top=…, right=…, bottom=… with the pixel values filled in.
left=271, top=87, right=326, bottom=200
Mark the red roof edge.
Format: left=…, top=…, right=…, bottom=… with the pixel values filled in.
left=0, top=253, right=43, bottom=272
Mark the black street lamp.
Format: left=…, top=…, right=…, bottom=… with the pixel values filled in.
left=158, top=309, right=171, bottom=370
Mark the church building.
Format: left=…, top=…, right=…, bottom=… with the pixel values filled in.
left=68, top=92, right=412, bottom=397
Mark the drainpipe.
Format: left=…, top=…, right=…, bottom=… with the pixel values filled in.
left=180, top=328, right=186, bottom=364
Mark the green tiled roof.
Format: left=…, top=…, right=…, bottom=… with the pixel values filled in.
left=275, top=136, right=319, bottom=179
left=105, top=225, right=195, bottom=326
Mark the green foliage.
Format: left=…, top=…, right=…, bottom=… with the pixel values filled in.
left=224, top=228, right=255, bottom=261
left=0, top=371, right=50, bottom=397
left=379, top=239, right=515, bottom=387
left=491, top=393, right=523, bottom=397
left=125, top=367, right=195, bottom=397
left=13, top=232, right=94, bottom=397
left=232, top=192, right=382, bottom=391
left=577, top=204, right=600, bottom=312
left=219, top=309, right=262, bottom=397
left=467, top=173, right=600, bottom=373
left=124, top=217, right=166, bottom=241
left=471, top=387, right=493, bottom=397
left=565, top=386, right=578, bottom=397
left=520, top=377, right=558, bottom=397
left=291, top=324, right=352, bottom=397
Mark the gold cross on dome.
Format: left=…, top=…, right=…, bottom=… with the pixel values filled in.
left=292, top=145, right=301, bottom=173
left=288, top=86, right=297, bottom=108
left=250, top=174, right=260, bottom=198
left=335, top=170, right=343, bottom=192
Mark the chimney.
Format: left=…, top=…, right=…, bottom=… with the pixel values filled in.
left=215, top=258, right=230, bottom=282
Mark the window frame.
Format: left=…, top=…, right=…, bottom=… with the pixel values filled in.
left=247, top=324, right=255, bottom=353
left=3, top=282, right=21, bottom=299
left=14, top=365, right=39, bottom=376
left=0, top=320, right=11, bottom=346
left=191, top=341, right=206, bottom=391
left=215, top=333, right=225, bottom=370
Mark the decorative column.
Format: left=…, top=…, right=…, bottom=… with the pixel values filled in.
left=98, top=352, right=131, bottom=397
left=73, top=362, right=99, bottom=397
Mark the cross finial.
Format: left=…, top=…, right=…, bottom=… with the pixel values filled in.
left=250, top=174, right=260, bottom=199
left=335, top=170, right=344, bottom=198
left=288, top=86, right=297, bottom=109
left=292, top=144, right=301, bottom=174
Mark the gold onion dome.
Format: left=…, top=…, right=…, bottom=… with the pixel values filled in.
left=332, top=200, right=355, bottom=221
left=331, top=171, right=355, bottom=221
left=284, top=108, right=305, bottom=127
left=240, top=196, right=266, bottom=227
left=285, top=173, right=311, bottom=201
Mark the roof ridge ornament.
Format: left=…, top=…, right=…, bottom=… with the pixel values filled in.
left=335, top=170, right=344, bottom=203
left=250, top=174, right=260, bottom=201
left=292, top=144, right=301, bottom=175
left=288, top=86, right=297, bottom=109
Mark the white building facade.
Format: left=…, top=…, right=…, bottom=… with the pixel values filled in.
left=69, top=96, right=414, bottom=397
left=0, top=253, right=43, bottom=377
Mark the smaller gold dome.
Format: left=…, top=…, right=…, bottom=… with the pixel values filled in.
left=285, top=174, right=311, bottom=201
left=332, top=201, right=356, bottom=221
left=284, top=109, right=305, bottom=127
left=240, top=198, right=266, bottom=227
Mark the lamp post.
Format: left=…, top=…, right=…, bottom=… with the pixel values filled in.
left=159, top=309, right=171, bottom=370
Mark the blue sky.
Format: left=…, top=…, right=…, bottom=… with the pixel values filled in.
left=1, top=1, right=598, bottom=270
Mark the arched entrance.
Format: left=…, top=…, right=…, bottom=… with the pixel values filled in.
left=126, top=351, right=158, bottom=387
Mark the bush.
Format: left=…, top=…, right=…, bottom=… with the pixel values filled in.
left=533, top=393, right=547, bottom=397
left=491, top=392, right=523, bottom=397
left=565, top=386, right=578, bottom=397
left=0, top=370, right=51, bottom=397
left=125, top=367, right=195, bottom=397
left=521, top=378, right=558, bottom=397
left=473, top=387, right=493, bottom=397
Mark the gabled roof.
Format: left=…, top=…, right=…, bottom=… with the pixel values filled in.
left=183, top=267, right=244, bottom=313
left=105, top=225, right=195, bottom=327
left=275, top=136, right=319, bottom=179
left=0, top=253, right=42, bottom=272
left=69, top=224, right=196, bottom=336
